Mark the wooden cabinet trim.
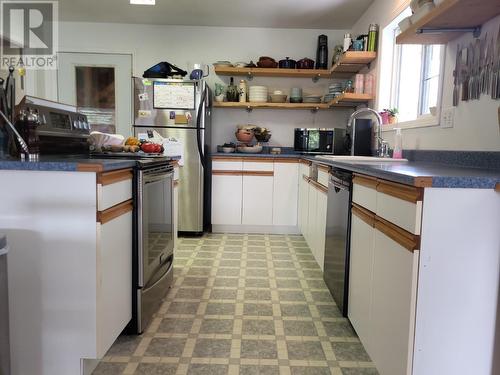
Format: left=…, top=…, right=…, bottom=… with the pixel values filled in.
left=212, top=156, right=244, bottom=162
left=77, top=163, right=104, bottom=172
left=173, top=180, right=179, bottom=187
left=352, top=203, right=375, bottom=227
left=309, top=179, right=328, bottom=193
left=97, top=168, right=133, bottom=186
left=353, top=174, right=378, bottom=189
left=317, top=164, right=331, bottom=173
left=213, top=170, right=244, bottom=176
left=244, top=171, right=274, bottom=176
left=303, top=175, right=310, bottom=182
left=299, top=159, right=312, bottom=166
left=273, top=158, right=300, bottom=163
left=213, top=170, right=274, bottom=176
left=495, top=182, right=500, bottom=192
left=374, top=216, right=420, bottom=252
left=242, top=157, right=277, bottom=163
left=97, top=199, right=133, bottom=224
left=377, top=180, right=423, bottom=203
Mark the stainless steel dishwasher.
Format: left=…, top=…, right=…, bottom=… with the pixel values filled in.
left=0, top=234, right=10, bottom=375
left=323, top=170, right=352, bottom=317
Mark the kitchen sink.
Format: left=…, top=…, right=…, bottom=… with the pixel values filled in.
left=315, top=155, right=408, bottom=163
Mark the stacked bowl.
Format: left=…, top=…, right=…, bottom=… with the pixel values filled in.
left=303, top=95, right=322, bottom=104
left=249, top=86, right=268, bottom=103
left=328, top=82, right=344, bottom=97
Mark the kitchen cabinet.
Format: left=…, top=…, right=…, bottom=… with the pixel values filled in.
left=370, top=218, right=419, bottom=375
left=212, top=171, right=243, bottom=225
left=306, top=180, right=317, bottom=248
left=0, top=167, right=134, bottom=375
left=315, top=186, right=328, bottom=271
left=272, top=161, right=299, bottom=226
left=298, top=174, right=309, bottom=234
left=348, top=205, right=375, bottom=354
left=173, top=163, right=179, bottom=248
left=211, top=157, right=299, bottom=232
left=242, top=173, right=274, bottom=225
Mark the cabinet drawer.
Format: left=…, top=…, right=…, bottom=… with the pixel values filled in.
left=353, top=175, right=378, bottom=213
left=376, top=181, right=423, bottom=235
left=213, top=159, right=243, bottom=171
left=243, top=161, right=274, bottom=171
left=97, top=169, right=133, bottom=211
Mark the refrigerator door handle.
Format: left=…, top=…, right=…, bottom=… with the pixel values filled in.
left=196, top=85, right=207, bottom=169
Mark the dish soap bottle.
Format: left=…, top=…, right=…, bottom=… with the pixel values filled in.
left=393, top=127, right=403, bottom=159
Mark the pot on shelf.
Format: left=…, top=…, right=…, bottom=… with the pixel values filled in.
left=278, top=57, right=296, bottom=69
left=257, top=56, right=278, bottom=68
left=297, top=57, right=315, bottom=69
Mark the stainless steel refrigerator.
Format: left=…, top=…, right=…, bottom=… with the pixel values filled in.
left=133, top=77, right=212, bottom=234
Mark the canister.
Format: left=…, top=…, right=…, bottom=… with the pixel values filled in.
left=354, top=74, right=364, bottom=94
left=364, top=74, right=374, bottom=95
left=367, top=24, right=379, bottom=52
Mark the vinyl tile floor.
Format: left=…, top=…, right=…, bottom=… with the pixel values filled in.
left=93, top=233, right=378, bottom=375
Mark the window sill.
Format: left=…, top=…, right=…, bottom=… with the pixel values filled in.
left=380, top=114, right=439, bottom=132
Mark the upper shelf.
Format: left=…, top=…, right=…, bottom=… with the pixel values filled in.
left=329, top=51, right=377, bottom=76
left=213, top=52, right=377, bottom=81
left=213, top=66, right=331, bottom=80
left=396, top=0, right=500, bottom=44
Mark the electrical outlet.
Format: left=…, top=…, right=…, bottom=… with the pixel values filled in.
left=441, top=107, right=454, bottom=128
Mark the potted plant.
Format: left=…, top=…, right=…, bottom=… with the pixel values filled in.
left=214, top=83, right=225, bottom=102
left=384, top=108, right=399, bottom=124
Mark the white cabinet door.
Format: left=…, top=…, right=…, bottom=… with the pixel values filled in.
left=211, top=174, right=242, bottom=225
left=348, top=211, right=375, bottom=353
left=370, top=225, right=419, bottom=375
left=273, top=162, right=299, bottom=226
left=316, top=189, right=328, bottom=271
left=242, top=175, right=273, bottom=225
left=298, top=176, right=309, bottom=234
left=173, top=180, right=179, bottom=249
left=306, top=183, right=318, bottom=258
left=97, top=211, right=132, bottom=357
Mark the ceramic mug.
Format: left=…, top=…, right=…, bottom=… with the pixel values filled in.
left=352, top=40, right=364, bottom=51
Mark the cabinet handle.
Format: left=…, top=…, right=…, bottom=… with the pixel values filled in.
left=309, top=179, right=328, bottom=193
left=243, top=171, right=274, bottom=176
left=97, top=199, right=133, bottom=224
left=352, top=203, right=375, bottom=227
left=495, top=182, right=500, bottom=192
left=97, top=168, right=133, bottom=186
left=303, top=175, right=310, bottom=183
left=374, top=216, right=420, bottom=252
left=353, top=174, right=378, bottom=189
left=212, top=170, right=244, bottom=176
left=376, top=180, right=423, bottom=203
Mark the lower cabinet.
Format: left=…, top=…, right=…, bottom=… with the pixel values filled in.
left=298, top=175, right=309, bottom=234
left=212, top=173, right=243, bottom=225
left=242, top=174, right=274, bottom=225
left=370, top=224, right=419, bottom=375
left=211, top=158, right=299, bottom=230
left=349, top=202, right=420, bottom=375
left=96, top=208, right=133, bottom=356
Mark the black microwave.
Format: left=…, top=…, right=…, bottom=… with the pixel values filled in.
left=294, top=128, right=346, bottom=154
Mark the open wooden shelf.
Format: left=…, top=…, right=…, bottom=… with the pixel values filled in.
left=329, top=93, right=374, bottom=106
left=330, top=51, right=377, bottom=76
left=396, top=0, right=500, bottom=45
left=213, top=66, right=331, bottom=80
left=213, top=101, right=330, bottom=110
left=213, top=93, right=373, bottom=110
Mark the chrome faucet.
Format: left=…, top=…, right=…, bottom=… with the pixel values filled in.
left=347, top=107, right=390, bottom=157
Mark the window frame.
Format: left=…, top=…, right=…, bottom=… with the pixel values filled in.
left=378, top=7, right=446, bottom=132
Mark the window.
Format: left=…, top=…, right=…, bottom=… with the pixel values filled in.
left=379, top=7, right=445, bottom=127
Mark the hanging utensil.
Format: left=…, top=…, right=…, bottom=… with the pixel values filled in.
left=492, top=24, right=500, bottom=99
left=484, top=36, right=493, bottom=95
left=473, top=38, right=481, bottom=99
left=467, top=43, right=474, bottom=101
left=479, top=34, right=486, bottom=95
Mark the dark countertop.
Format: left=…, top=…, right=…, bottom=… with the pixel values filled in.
left=0, top=155, right=178, bottom=172
left=212, top=152, right=300, bottom=158
left=212, top=150, right=500, bottom=189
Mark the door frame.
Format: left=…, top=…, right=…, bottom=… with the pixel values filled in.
left=56, top=51, right=134, bottom=136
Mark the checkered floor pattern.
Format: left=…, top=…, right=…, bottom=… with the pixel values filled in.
left=93, top=234, right=378, bottom=375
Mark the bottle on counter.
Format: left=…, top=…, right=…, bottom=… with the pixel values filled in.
left=238, top=79, right=247, bottom=103
left=343, top=33, right=352, bottom=52
left=393, top=128, right=403, bottom=159
left=367, top=24, right=379, bottom=52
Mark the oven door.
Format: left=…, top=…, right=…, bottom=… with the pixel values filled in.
left=138, top=166, right=174, bottom=288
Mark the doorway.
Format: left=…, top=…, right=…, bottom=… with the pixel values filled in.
left=57, top=52, right=133, bottom=136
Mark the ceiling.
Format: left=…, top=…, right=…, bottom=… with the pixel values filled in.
left=59, top=0, right=373, bottom=29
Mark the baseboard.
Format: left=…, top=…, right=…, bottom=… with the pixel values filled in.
left=211, top=225, right=300, bottom=235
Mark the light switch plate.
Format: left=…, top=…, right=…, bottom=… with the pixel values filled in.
left=441, top=107, right=454, bottom=128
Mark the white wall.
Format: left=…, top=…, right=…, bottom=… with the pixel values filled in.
left=30, top=22, right=353, bottom=148
left=351, top=1, right=500, bottom=151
